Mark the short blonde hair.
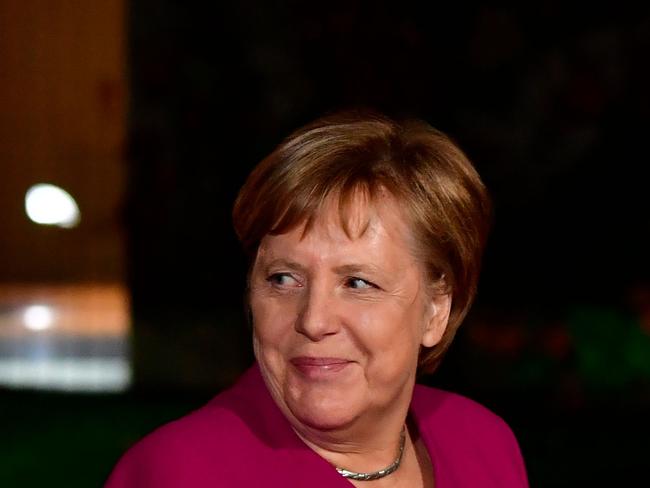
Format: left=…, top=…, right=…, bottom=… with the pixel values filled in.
left=233, top=110, right=491, bottom=373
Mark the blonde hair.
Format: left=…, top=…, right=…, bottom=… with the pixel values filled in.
left=233, top=110, right=491, bottom=373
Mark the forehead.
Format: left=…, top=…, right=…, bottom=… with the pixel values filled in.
left=256, top=191, right=417, bottom=266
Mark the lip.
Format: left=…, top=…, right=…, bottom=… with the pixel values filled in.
left=290, top=357, right=353, bottom=378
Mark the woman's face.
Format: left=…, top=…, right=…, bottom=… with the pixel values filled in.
left=249, top=194, right=450, bottom=433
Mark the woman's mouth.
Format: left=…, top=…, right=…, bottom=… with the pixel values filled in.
left=290, top=357, right=352, bottom=379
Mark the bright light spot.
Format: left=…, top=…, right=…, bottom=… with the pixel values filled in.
left=25, top=183, right=80, bottom=228
left=23, top=305, right=55, bottom=331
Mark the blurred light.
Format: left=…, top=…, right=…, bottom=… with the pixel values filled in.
left=25, top=183, right=80, bottom=228
left=0, top=358, right=131, bottom=392
left=23, top=305, right=54, bottom=331
left=0, top=283, right=131, bottom=393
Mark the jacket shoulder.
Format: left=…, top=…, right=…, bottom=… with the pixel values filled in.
left=412, top=384, right=529, bottom=487
left=414, top=384, right=513, bottom=433
left=104, top=400, right=252, bottom=487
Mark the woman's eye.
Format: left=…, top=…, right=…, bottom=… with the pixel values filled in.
left=268, top=273, right=300, bottom=287
left=346, top=277, right=374, bottom=289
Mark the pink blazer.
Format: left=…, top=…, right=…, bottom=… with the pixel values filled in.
left=105, top=364, right=528, bottom=487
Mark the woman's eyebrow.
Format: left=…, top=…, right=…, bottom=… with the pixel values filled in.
left=333, top=263, right=384, bottom=276
left=263, top=258, right=307, bottom=273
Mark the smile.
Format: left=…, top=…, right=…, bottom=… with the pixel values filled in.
left=290, top=357, right=353, bottom=379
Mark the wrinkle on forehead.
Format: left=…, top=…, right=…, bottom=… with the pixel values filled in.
left=297, top=186, right=397, bottom=243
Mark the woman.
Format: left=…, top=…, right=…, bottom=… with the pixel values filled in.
left=106, top=111, right=528, bottom=487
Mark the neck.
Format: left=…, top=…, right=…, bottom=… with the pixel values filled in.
left=336, top=426, right=405, bottom=481
left=291, top=404, right=410, bottom=476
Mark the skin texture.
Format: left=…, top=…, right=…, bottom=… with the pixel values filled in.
left=249, top=193, right=451, bottom=486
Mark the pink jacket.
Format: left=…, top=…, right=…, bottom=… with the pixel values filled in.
left=105, top=364, right=528, bottom=487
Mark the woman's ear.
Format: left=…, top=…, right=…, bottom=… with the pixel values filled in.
left=421, top=293, right=451, bottom=348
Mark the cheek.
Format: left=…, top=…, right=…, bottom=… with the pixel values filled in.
left=350, top=302, right=423, bottom=357
left=251, top=298, right=287, bottom=374
left=250, top=293, right=298, bottom=345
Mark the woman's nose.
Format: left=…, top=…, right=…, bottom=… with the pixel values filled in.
left=295, top=287, right=340, bottom=341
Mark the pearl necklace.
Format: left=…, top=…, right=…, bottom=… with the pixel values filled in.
left=335, top=427, right=406, bottom=481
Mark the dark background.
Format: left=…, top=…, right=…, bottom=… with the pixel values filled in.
left=128, top=0, right=650, bottom=404
left=2, top=1, right=649, bottom=486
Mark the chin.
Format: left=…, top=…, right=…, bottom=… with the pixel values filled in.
left=285, top=386, right=363, bottom=431
left=289, top=400, right=360, bottom=431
